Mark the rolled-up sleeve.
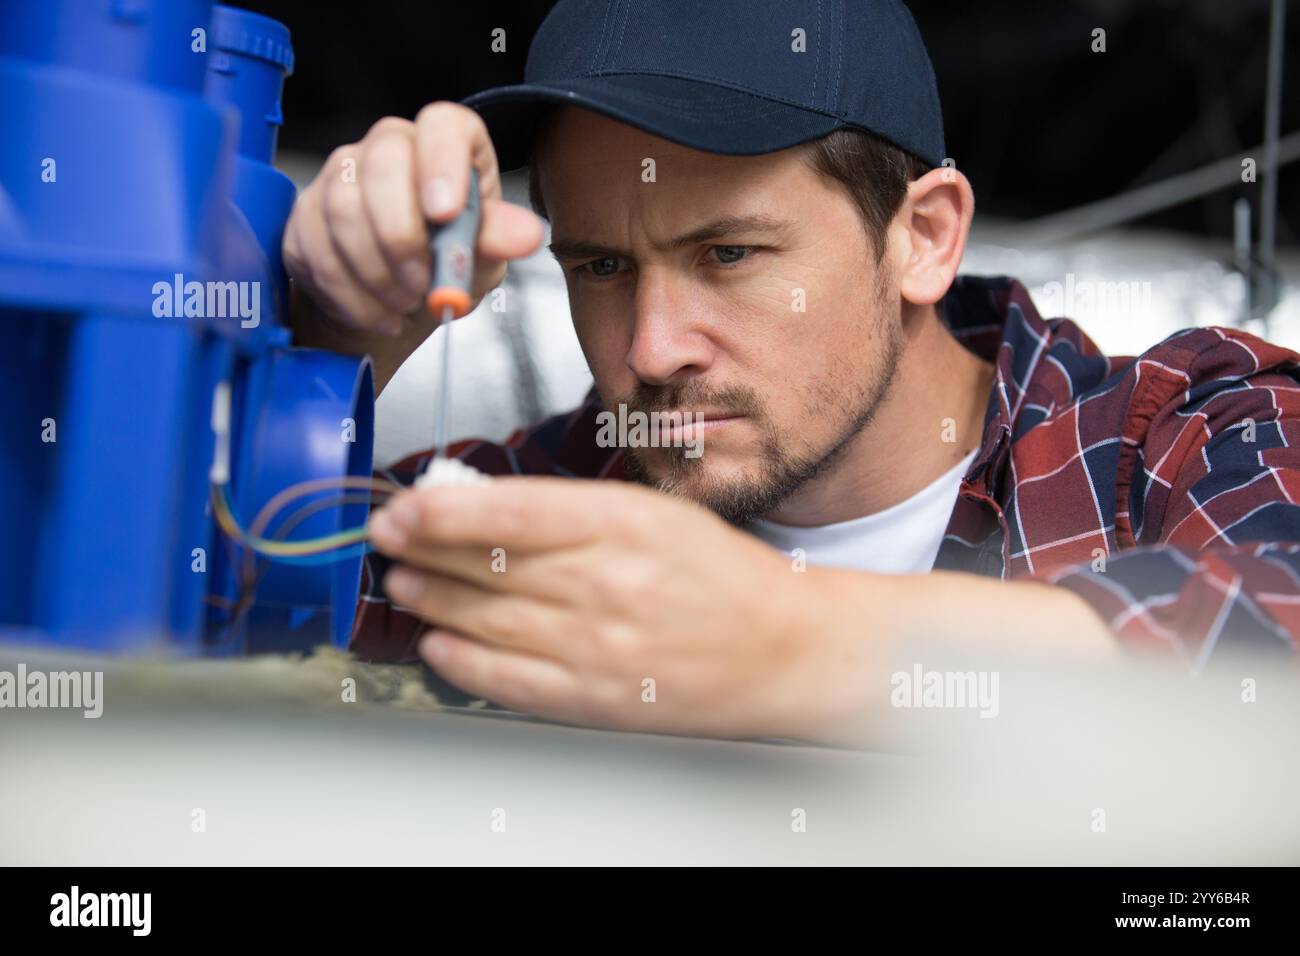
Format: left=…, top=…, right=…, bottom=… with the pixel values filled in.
left=1039, top=336, right=1300, bottom=665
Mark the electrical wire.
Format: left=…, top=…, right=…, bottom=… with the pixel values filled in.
left=208, top=379, right=402, bottom=562
left=206, top=485, right=396, bottom=645
left=202, top=379, right=408, bottom=643
left=212, top=482, right=365, bottom=557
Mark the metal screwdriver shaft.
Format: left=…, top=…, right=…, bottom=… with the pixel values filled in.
left=432, top=304, right=454, bottom=458
left=424, top=167, right=483, bottom=462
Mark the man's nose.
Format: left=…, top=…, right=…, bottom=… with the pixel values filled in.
left=624, top=272, right=715, bottom=386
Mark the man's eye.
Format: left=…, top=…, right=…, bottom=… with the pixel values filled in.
left=711, top=245, right=750, bottom=265
left=580, top=256, right=622, bottom=277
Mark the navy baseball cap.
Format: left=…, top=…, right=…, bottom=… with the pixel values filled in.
left=463, top=0, right=945, bottom=172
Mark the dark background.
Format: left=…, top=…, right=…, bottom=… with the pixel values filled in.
left=239, top=0, right=1299, bottom=244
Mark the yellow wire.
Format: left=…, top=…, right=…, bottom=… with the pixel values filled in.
left=211, top=482, right=370, bottom=557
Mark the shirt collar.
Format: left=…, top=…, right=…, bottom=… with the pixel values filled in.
left=939, top=275, right=1102, bottom=495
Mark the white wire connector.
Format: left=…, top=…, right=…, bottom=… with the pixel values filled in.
left=210, top=380, right=232, bottom=485
left=415, top=456, right=491, bottom=488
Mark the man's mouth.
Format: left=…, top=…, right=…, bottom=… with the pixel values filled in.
left=658, top=411, right=747, bottom=442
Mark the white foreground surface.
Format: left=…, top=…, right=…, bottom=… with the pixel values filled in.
left=2, top=640, right=1294, bottom=865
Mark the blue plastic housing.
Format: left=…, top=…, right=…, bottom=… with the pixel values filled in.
left=0, top=0, right=374, bottom=655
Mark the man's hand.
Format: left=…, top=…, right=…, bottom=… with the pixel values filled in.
left=366, top=478, right=1121, bottom=746
left=367, top=478, right=852, bottom=740
left=282, top=101, right=545, bottom=391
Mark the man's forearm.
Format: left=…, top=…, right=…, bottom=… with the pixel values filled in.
left=787, top=569, right=1120, bottom=749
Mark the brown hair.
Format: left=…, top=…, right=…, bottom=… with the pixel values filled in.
left=527, top=116, right=930, bottom=261
left=802, top=128, right=931, bottom=260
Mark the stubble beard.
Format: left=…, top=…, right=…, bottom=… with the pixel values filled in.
left=620, top=284, right=905, bottom=526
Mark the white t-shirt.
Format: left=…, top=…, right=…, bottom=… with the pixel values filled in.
left=746, top=451, right=977, bottom=574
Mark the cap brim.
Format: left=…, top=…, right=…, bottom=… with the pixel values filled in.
left=463, top=73, right=842, bottom=171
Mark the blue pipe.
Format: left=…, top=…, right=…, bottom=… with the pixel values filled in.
left=0, top=0, right=375, bottom=655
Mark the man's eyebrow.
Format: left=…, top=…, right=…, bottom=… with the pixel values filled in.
left=547, top=238, right=625, bottom=261
left=548, top=213, right=795, bottom=260
left=660, top=214, right=795, bottom=250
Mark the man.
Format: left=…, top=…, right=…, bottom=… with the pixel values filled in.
left=284, top=0, right=1300, bottom=746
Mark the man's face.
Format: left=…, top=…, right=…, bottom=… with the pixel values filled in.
left=538, top=107, right=903, bottom=524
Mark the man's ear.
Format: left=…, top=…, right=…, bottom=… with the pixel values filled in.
left=892, top=167, right=974, bottom=307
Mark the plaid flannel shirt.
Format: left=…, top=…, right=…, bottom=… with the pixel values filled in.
left=353, top=275, right=1300, bottom=668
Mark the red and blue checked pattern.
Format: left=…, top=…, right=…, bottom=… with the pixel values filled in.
left=353, top=275, right=1300, bottom=668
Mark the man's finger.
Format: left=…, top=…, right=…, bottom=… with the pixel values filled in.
left=290, top=180, right=403, bottom=335
left=418, top=629, right=579, bottom=718
left=370, top=477, right=630, bottom=552
left=414, top=102, right=500, bottom=221
left=359, top=124, right=430, bottom=301
left=373, top=541, right=555, bottom=597
left=383, top=566, right=567, bottom=657
left=476, top=198, right=546, bottom=262
left=323, top=173, right=421, bottom=315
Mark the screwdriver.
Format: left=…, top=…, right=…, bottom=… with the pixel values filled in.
left=425, top=166, right=483, bottom=462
